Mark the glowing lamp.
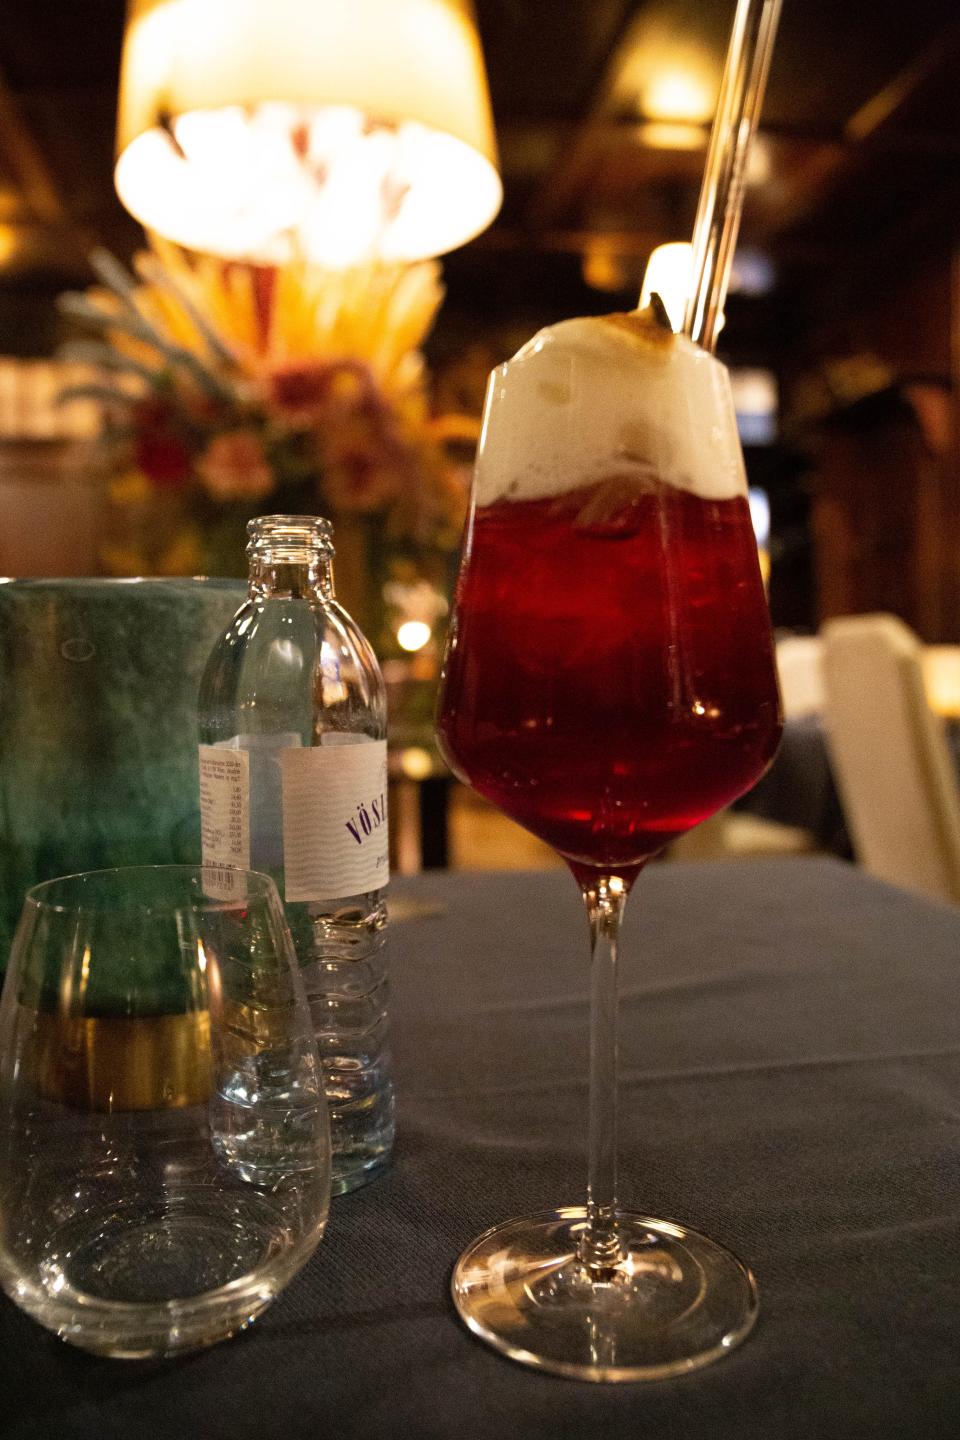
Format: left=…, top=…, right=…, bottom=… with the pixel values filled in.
left=640, top=241, right=724, bottom=335
left=115, top=0, right=502, bottom=267
left=640, top=242, right=695, bottom=332
left=643, top=68, right=714, bottom=124
left=397, top=620, right=432, bottom=653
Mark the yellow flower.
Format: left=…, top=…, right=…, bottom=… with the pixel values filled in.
left=108, top=469, right=152, bottom=505
left=137, top=240, right=443, bottom=397
left=158, top=527, right=205, bottom=576
left=99, top=541, right=148, bottom=576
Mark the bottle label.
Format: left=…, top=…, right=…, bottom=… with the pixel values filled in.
left=280, top=738, right=389, bottom=901
left=198, top=745, right=251, bottom=900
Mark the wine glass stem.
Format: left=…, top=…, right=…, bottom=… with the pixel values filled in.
left=579, top=875, right=629, bottom=1271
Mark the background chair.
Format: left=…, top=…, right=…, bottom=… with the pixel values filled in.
left=775, top=634, right=825, bottom=720
left=821, top=612, right=960, bottom=903
left=668, top=635, right=819, bottom=863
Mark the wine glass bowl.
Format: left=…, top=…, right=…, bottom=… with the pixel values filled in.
left=437, top=474, right=781, bottom=878
left=0, top=865, right=331, bottom=1359
left=437, top=316, right=781, bottom=1380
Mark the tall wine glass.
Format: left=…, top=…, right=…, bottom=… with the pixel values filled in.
left=436, top=316, right=782, bottom=1381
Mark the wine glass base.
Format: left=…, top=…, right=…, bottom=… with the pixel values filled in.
left=451, top=1207, right=758, bottom=1382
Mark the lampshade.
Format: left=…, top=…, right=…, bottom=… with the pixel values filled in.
left=115, top=0, right=502, bottom=268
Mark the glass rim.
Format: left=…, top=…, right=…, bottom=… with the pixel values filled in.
left=246, top=512, right=335, bottom=559
left=24, top=864, right=279, bottom=916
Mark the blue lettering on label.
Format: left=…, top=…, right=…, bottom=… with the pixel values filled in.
left=345, top=792, right=387, bottom=845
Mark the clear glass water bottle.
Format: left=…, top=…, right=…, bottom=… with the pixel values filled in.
left=197, top=514, right=394, bottom=1194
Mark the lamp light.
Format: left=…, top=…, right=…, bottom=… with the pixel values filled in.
left=397, top=620, right=432, bottom=653
left=640, top=241, right=725, bottom=335
left=115, top=0, right=502, bottom=267
left=643, top=68, right=714, bottom=124
left=639, top=242, right=695, bottom=332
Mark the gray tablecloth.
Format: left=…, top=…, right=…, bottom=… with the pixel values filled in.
left=5, top=858, right=960, bottom=1439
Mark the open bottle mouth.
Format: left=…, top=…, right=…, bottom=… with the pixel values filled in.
left=246, top=514, right=335, bottom=563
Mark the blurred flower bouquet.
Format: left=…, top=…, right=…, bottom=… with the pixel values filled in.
left=58, top=241, right=471, bottom=644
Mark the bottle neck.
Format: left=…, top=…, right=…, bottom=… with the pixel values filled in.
left=248, top=552, right=335, bottom=601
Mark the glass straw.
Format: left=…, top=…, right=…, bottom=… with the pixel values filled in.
left=683, top=0, right=784, bottom=353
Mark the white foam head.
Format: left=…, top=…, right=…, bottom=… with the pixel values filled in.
left=473, top=313, right=747, bottom=506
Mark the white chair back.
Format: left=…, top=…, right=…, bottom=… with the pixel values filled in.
left=822, top=613, right=960, bottom=903
left=775, top=635, right=824, bottom=719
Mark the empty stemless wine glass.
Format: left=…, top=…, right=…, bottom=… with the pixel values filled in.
left=0, top=865, right=331, bottom=1359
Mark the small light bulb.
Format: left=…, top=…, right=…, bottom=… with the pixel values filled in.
left=397, top=620, right=431, bottom=652
left=401, top=747, right=434, bottom=780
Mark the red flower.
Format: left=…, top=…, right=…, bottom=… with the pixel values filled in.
left=269, top=361, right=334, bottom=425
left=197, top=430, right=275, bottom=502
left=268, top=358, right=374, bottom=426
left=133, top=397, right=171, bottom=430
left=130, top=398, right=192, bottom=488
left=134, top=430, right=192, bottom=488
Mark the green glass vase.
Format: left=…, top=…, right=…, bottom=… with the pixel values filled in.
left=0, top=578, right=247, bottom=968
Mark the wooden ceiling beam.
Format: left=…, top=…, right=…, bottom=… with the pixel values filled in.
left=0, top=60, right=101, bottom=263
left=520, top=9, right=960, bottom=262
left=474, top=225, right=664, bottom=255
left=0, top=64, right=65, bottom=225
left=473, top=222, right=837, bottom=269
left=845, top=13, right=960, bottom=144
left=500, top=116, right=960, bottom=161
left=748, top=15, right=960, bottom=243
left=524, top=0, right=646, bottom=229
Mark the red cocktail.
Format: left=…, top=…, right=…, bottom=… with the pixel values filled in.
left=437, top=309, right=781, bottom=1381
left=438, top=480, right=781, bottom=881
